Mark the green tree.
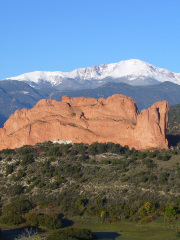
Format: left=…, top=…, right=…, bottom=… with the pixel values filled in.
left=165, top=205, right=176, bottom=220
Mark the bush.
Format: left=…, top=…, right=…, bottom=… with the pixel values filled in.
left=17, top=169, right=26, bottom=179
left=47, top=228, right=96, bottom=240
left=157, top=155, right=163, bottom=160
left=176, top=231, right=180, bottom=238
left=97, top=143, right=107, bottom=154
left=37, top=182, right=44, bottom=188
left=149, top=174, right=157, bottom=182
left=122, top=188, right=128, bottom=194
left=3, top=199, right=34, bottom=215
left=47, top=181, right=59, bottom=190
left=6, top=164, right=13, bottom=175
left=18, top=145, right=34, bottom=155
left=25, top=213, right=62, bottom=230
left=21, top=153, right=34, bottom=166
left=162, top=153, right=170, bottom=161
left=0, top=214, right=23, bottom=226
left=6, top=156, right=12, bottom=162
left=49, top=156, right=56, bottom=162
left=89, top=144, right=97, bottom=156
left=121, top=177, right=127, bottom=183
left=147, top=152, right=156, bottom=158
left=140, top=176, right=148, bottom=183
left=137, top=152, right=147, bottom=160
left=1, top=148, right=15, bottom=155
left=160, top=172, right=169, bottom=183
left=165, top=205, right=176, bottom=219
left=12, top=184, right=24, bottom=196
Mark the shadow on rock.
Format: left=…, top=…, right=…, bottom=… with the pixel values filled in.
left=167, top=134, right=180, bottom=147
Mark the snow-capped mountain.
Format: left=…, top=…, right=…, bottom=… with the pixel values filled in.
left=4, top=59, right=180, bottom=90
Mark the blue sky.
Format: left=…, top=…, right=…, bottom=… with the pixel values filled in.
left=0, top=0, right=180, bottom=80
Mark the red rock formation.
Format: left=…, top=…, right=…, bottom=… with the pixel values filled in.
left=0, top=94, right=169, bottom=150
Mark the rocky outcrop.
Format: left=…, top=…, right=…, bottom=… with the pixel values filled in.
left=0, top=94, right=169, bottom=150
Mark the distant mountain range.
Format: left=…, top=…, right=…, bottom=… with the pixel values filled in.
left=1, top=59, right=180, bottom=128
left=4, top=59, right=180, bottom=90
left=0, top=80, right=180, bottom=127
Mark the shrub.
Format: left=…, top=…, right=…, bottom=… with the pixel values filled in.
left=143, top=159, right=157, bottom=168
left=157, top=155, right=163, bottom=160
left=3, top=199, right=34, bottom=215
left=121, top=177, right=127, bottom=183
left=149, top=174, right=157, bottom=182
left=17, top=169, right=26, bottom=179
left=10, top=174, right=19, bottom=182
left=12, top=184, right=24, bottom=196
left=79, top=154, right=88, bottom=162
left=6, top=156, right=12, bottom=162
left=47, top=181, right=59, bottom=190
left=160, top=172, right=169, bottom=183
left=162, top=153, right=170, bottom=161
left=6, top=164, right=13, bottom=175
left=94, top=197, right=104, bottom=207
left=47, top=228, right=96, bottom=240
left=37, top=182, right=44, bottom=188
left=147, top=152, right=156, bottom=158
left=0, top=214, right=23, bottom=226
left=137, top=152, right=147, bottom=160
left=25, top=213, right=62, bottom=230
left=140, top=176, right=148, bottom=183
left=102, top=159, right=111, bottom=164
left=21, top=153, right=34, bottom=166
left=49, top=156, right=56, bottom=162
left=97, top=143, right=107, bottom=154
left=122, top=188, right=128, bottom=194
left=1, top=148, right=15, bottom=155
left=165, top=205, right=176, bottom=219
left=18, top=145, right=34, bottom=154
left=89, top=144, right=97, bottom=156
left=176, top=231, right=180, bottom=238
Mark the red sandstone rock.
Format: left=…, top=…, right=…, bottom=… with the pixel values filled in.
left=0, top=95, right=169, bottom=150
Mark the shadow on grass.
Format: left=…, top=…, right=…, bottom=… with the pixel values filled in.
left=62, top=218, right=74, bottom=228
left=0, top=226, right=44, bottom=240
left=94, top=231, right=121, bottom=239
left=166, top=134, right=180, bottom=147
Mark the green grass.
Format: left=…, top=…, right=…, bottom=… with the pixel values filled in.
left=67, top=217, right=180, bottom=240
left=1, top=217, right=180, bottom=239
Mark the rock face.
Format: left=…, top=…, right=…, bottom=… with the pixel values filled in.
left=0, top=94, right=169, bottom=150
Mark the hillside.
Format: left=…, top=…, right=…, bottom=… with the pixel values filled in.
left=0, top=141, right=180, bottom=239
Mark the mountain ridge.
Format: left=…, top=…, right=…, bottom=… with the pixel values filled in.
left=1, top=80, right=180, bottom=128
left=4, top=59, right=180, bottom=90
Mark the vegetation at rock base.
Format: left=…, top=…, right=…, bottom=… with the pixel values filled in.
left=1, top=138, right=180, bottom=238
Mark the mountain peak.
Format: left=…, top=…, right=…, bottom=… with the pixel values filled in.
left=3, top=59, right=180, bottom=90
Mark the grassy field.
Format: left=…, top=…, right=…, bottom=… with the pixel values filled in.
left=1, top=216, right=180, bottom=239
left=67, top=216, right=180, bottom=240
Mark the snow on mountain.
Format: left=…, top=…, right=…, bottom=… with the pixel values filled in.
left=4, top=59, right=180, bottom=88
